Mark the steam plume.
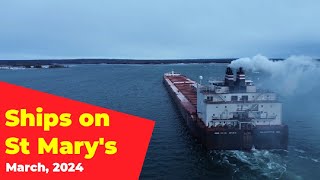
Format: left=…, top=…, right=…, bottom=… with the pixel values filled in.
left=229, top=54, right=320, bottom=95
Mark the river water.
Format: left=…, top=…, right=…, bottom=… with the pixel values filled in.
left=1, top=63, right=319, bottom=179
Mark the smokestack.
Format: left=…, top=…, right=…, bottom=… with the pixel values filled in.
left=235, top=67, right=246, bottom=90
left=224, top=67, right=234, bottom=87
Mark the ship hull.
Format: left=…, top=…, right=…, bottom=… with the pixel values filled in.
left=163, top=74, right=288, bottom=150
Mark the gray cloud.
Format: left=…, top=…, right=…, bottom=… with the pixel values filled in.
left=0, top=0, right=319, bottom=59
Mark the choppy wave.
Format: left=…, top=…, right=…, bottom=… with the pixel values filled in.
left=207, top=148, right=312, bottom=180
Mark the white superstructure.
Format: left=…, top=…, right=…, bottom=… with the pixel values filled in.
left=196, top=67, right=282, bottom=129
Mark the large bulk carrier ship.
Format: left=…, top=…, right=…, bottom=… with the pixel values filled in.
left=163, top=67, right=288, bottom=150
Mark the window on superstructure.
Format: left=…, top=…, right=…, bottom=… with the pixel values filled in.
left=231, top=96, right=238, bottom=101
left=242, top=95, right=248, bottom=101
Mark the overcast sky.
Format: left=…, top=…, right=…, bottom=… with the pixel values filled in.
left=0, top=0, right=319, bottom=59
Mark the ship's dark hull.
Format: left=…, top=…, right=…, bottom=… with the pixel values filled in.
left=163, top=75, right=288, bottom=150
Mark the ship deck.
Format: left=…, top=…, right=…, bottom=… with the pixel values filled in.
left=164, top=74, right=197, bottom=115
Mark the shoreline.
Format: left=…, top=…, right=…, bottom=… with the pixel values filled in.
left=0, top=59, right=235, bottom=67
left=0, top=58, right=297, bottom=68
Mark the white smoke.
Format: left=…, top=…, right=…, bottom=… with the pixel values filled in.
left=229, top=54, right=320, bottom=95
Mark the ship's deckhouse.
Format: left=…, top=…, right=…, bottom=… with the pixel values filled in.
left=197, top=67, right=282, bottom=129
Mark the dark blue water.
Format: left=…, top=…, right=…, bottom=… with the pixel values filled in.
left=1, top=64, right=319, bottom=179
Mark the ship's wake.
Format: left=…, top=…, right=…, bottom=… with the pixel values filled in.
left=208, top=149, right=304, bottom=180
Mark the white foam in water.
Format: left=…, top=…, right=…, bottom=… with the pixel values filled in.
left=211, top=150, right=285, bottom=179
left=294, top=148, right=306, bottom=153
left=229, top=54, right=320, bottom=96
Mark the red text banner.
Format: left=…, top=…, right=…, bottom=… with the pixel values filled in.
left=0, top=82, right=155, bottom=180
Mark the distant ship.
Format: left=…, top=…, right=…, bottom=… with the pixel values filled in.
left=163, top=67, right=288, bottom=150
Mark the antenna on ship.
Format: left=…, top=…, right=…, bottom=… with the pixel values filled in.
left=199, top=75, right=203, bottom=85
